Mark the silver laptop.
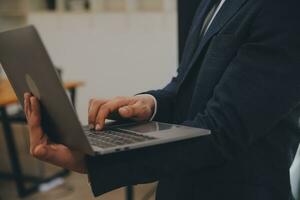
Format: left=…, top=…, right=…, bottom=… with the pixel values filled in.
left=0, top=26, right=210, bottom=156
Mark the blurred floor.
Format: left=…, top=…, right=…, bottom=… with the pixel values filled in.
left=0, top=172, right=157, bottom=200
left=0, top=125, right=157, bottom=200
left=0, top=173, right=155, bottom=200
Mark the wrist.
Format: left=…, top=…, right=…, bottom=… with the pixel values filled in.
left=135, top=94, right=157, bottom=121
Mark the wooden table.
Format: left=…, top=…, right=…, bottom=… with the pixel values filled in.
left=0, top=79, right=84, bottom=106
left=0, top=79, right=83, bottom=197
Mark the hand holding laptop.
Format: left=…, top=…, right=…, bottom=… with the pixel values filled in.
left=24, top=93, right=155, bottom=173
left=24, top=93, right=87, bottom=174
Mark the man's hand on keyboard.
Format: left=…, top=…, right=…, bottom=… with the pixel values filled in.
left=88, top=95, right=155, bottom=131
left=24, top=93, right=87, bottom=174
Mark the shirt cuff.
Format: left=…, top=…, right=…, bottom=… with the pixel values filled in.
left=135, top=94, right=157, bottom=121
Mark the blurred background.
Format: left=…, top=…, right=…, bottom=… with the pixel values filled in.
left=0, top=0, right=178, bottom=199
left=0, top=0, right=178, bottom=123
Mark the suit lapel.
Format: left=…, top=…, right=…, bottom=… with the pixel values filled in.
left=180, top=0, right=217, bottom=67
left=179, top=0, right=248, bottom=85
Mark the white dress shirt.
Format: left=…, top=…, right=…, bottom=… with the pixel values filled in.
left=204, top=0, right=226, bottom=35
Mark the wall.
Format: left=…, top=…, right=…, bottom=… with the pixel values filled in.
left=27, top=11, right=178, bottom=124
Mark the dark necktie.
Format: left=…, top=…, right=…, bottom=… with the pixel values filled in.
left=181, top=0, right=221, bottom=66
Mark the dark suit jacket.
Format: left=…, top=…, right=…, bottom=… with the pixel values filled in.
left=86, top=0, right=300, bottom=199
left=177, top=0, right=201, bottom=61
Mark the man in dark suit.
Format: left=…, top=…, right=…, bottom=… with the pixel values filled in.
left=24, top=0, right=300, bottom=199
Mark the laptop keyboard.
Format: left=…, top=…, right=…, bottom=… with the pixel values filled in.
left=85, top=129, right=156, bottom=149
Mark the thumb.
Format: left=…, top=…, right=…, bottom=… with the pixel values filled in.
left=119, top=103, right=151, bottom=120
left=32, top=144, right=48, bottom=159
left=33, top=144, right=59, bottom=163
left=119, top=106, right=134, bottom=118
